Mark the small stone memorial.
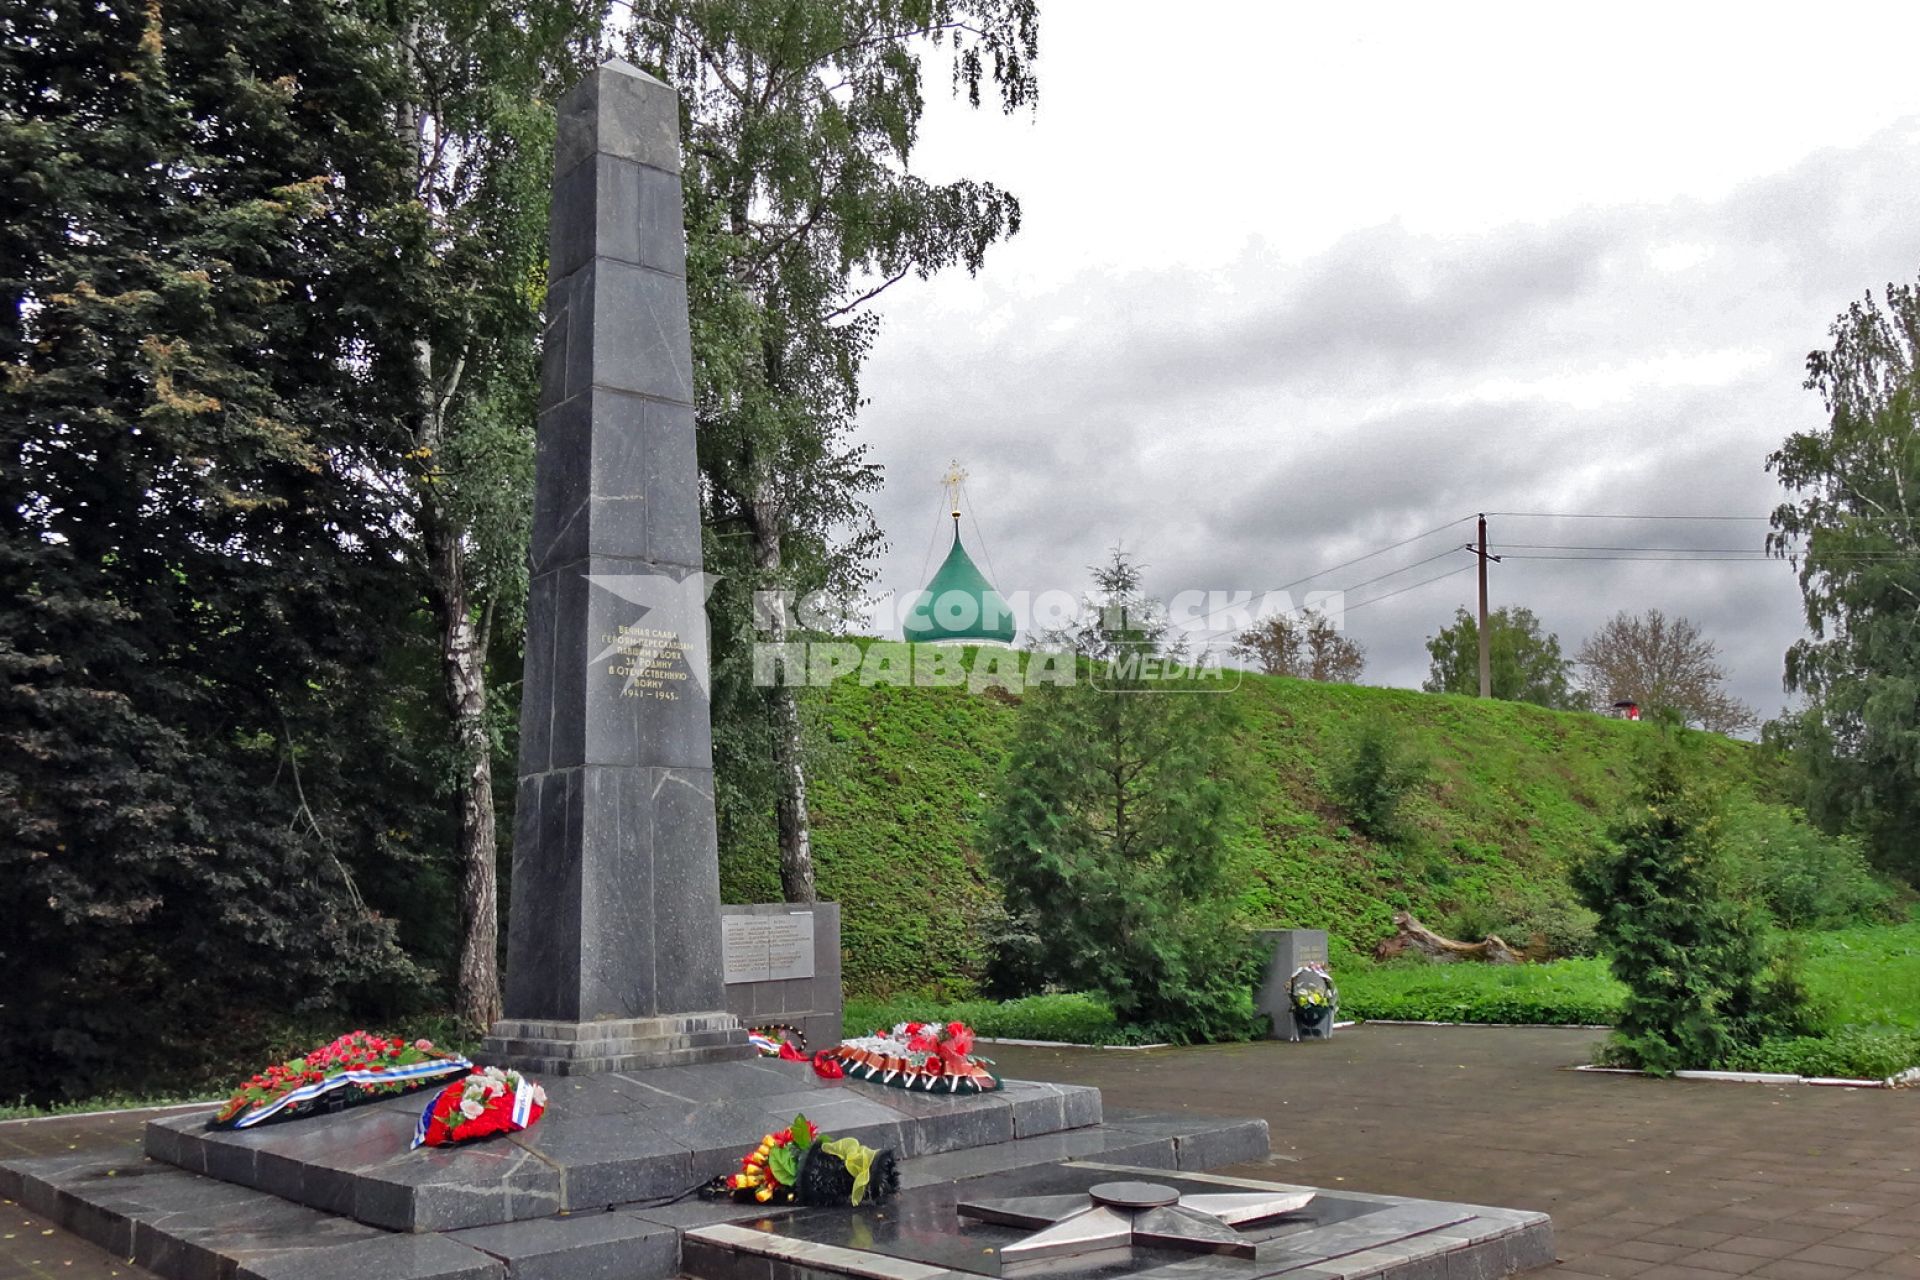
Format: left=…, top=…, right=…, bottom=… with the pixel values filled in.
left=1256, top=928, right=1336, bottom=1041
left=721, top=902, right=844, bottom=1051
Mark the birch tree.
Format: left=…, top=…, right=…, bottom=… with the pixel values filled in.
left=627, top=0, right=1039, bottom=901
left=1769, top=278, right=1920, bottom=880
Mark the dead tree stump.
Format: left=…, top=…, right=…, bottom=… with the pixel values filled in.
left=1372, top=911, right=1525, bottom=963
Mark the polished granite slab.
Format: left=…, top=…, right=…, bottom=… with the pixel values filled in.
left=139, top=1059, right=1110, bottom=1232
left=684, top=1163, right=1554, bottom=1280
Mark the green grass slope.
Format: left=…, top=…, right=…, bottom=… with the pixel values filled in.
left=719, top=661, right=1778, bottom=997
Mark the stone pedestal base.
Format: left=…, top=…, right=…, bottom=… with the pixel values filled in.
left=482, top=1011, right=754, bottom=1075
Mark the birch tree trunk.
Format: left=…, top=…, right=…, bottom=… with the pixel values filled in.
left=753, top=486, right=817, bottom=903
left=430, top=517, right=504, bottom=1029
left=397, top=25, right=501, bottom=1032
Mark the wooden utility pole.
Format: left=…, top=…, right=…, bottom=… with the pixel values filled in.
left=1472, top=513, right=1502, bottom=698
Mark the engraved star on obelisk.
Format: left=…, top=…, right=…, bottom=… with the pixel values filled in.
left=958, top=1180, right=1314, bottom=1265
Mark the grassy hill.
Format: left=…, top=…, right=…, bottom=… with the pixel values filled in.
left=717, top=657, right=1781, bottom=997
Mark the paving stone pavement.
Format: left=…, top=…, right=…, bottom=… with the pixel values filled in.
left=0, top=1103, right=177, bottom=1279
left=3, top=1026, right=1915, bottom=1280
left=987, top=1026, right=1920, bottom=1280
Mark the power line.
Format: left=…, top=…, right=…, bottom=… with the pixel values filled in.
left=1338, top=545, right=1470, bottom=594
left=1489, top=510, right=1920, bottom=526
left=1270, top=514, right=1475, bottom=592
left=1178, top=515, right=1476, bottom=633
left=1498, top=543, right=1767, bottom=553
left=1502, top=551, right=1920, bottom=562
left=1486, top=511, right=1773, bottom=521
left=1501, top=554, right=1789, bottom=562
left=1345, top=562, right=1476, bottom=613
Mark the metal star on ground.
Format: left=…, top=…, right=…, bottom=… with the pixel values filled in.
left=957, top=1180, right=1315, bottom=1266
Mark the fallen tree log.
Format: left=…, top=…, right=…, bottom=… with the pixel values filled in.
left=1372, top=911, right=1525, bottom=964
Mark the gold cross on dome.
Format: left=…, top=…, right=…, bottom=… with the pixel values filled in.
left=942, top=460, right=968, bottom=519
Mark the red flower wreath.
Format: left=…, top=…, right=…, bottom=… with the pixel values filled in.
left=412, top=1066, right=547, bottom=1148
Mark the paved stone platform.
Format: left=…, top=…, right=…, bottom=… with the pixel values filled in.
left=0, top=1106, right=1272, bottom=1280
left=140, top=1060, right=1104, bottom=1231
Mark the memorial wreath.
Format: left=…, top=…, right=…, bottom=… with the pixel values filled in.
left=823, top=1020, right=999, bottom=1094
left=1289, top=967, right=1338, bottom=1029
left=411, top=1065, right=547, bottom=1148
left=210, top=1031, right=471, bottom=1130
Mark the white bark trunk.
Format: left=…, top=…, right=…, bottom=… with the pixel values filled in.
left=753, top=488, right=816, bottom=903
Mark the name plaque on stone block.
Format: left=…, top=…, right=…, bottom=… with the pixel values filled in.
left=722, top=912, right=815, bottom=984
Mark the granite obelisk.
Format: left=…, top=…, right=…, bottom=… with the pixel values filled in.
left=484, top=60, right=752, bottom=1074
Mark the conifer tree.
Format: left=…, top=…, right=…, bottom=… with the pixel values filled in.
left=982, top=551, right=1255, bottom=1042
left=1570, top=743, right=1808, bottom=1075
left=0, top=0, right=430, bottom=1095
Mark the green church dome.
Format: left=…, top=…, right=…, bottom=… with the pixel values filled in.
left=905, top=525, right=1016, bottom=645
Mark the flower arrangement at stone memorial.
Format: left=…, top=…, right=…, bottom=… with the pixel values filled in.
left=824, top=1020, right=999, bottom=1093
left=1289, top=967, right=1338, bottom=1030
left=411, top=1066, right=547, bottom=1148
left=749, top=1024, right=808, bottom=1058
left=210, top=1031, right=471, bottom=1130
left=705, top=1113, right=898, bottom=1207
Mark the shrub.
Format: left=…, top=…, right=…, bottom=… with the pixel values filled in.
left=1571, top=742, right=1812, bottom=1074
left=1329, top=717, right=1428, bottom=844
left=1443, top=888, right=1598, bottom=960
left=1719, top=1028, right=1920, bottom=1080
left=1720, top=799, right=1898, bottom=929
left=979, top=906, right=1049, bottom=1000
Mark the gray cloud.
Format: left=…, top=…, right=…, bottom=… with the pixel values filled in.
left=853, top=119, right=1920, bottom=725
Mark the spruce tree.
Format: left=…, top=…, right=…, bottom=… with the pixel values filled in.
left=982, top=551, right=1255, bottom=1042
left=0, top=0, right=430, bottom=1096
left=1571, top=743, right=1809, bottom=1075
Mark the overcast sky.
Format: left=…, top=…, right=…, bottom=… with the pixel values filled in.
left=851, top=1, right=1920, bottom=721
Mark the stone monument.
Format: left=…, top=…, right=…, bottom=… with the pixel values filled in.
left=482, top=58, right=752, bottom=1075
left=1255, top=928, right=1335, bottom=1041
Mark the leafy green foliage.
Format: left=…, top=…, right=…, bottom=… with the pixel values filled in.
left=1571, top=743, right=1812, bottom=1074
left=1424, top=606, right=1579, bottom=709
left=1720, top=799, right=1897, bottom=929
left=1719, top=1029, right=1920, bottom=1080
left=783, top=652, right=1781, bottom=996
left=981, top=554, right=1260, bottom=1043
left=1340, top=912, right=1920, bottom=1031
left=1443, top=888, right=1598, bottom=959
left=1795, top=909, right=1920, bottom=1030
left=628, top=1, right=1037, bottom=895
left=1339, top=957, right=1624, bottom=1026
left=1330, top=718, right=1428, bottom=844
left=1769, top=276, right=1920, bottom=883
